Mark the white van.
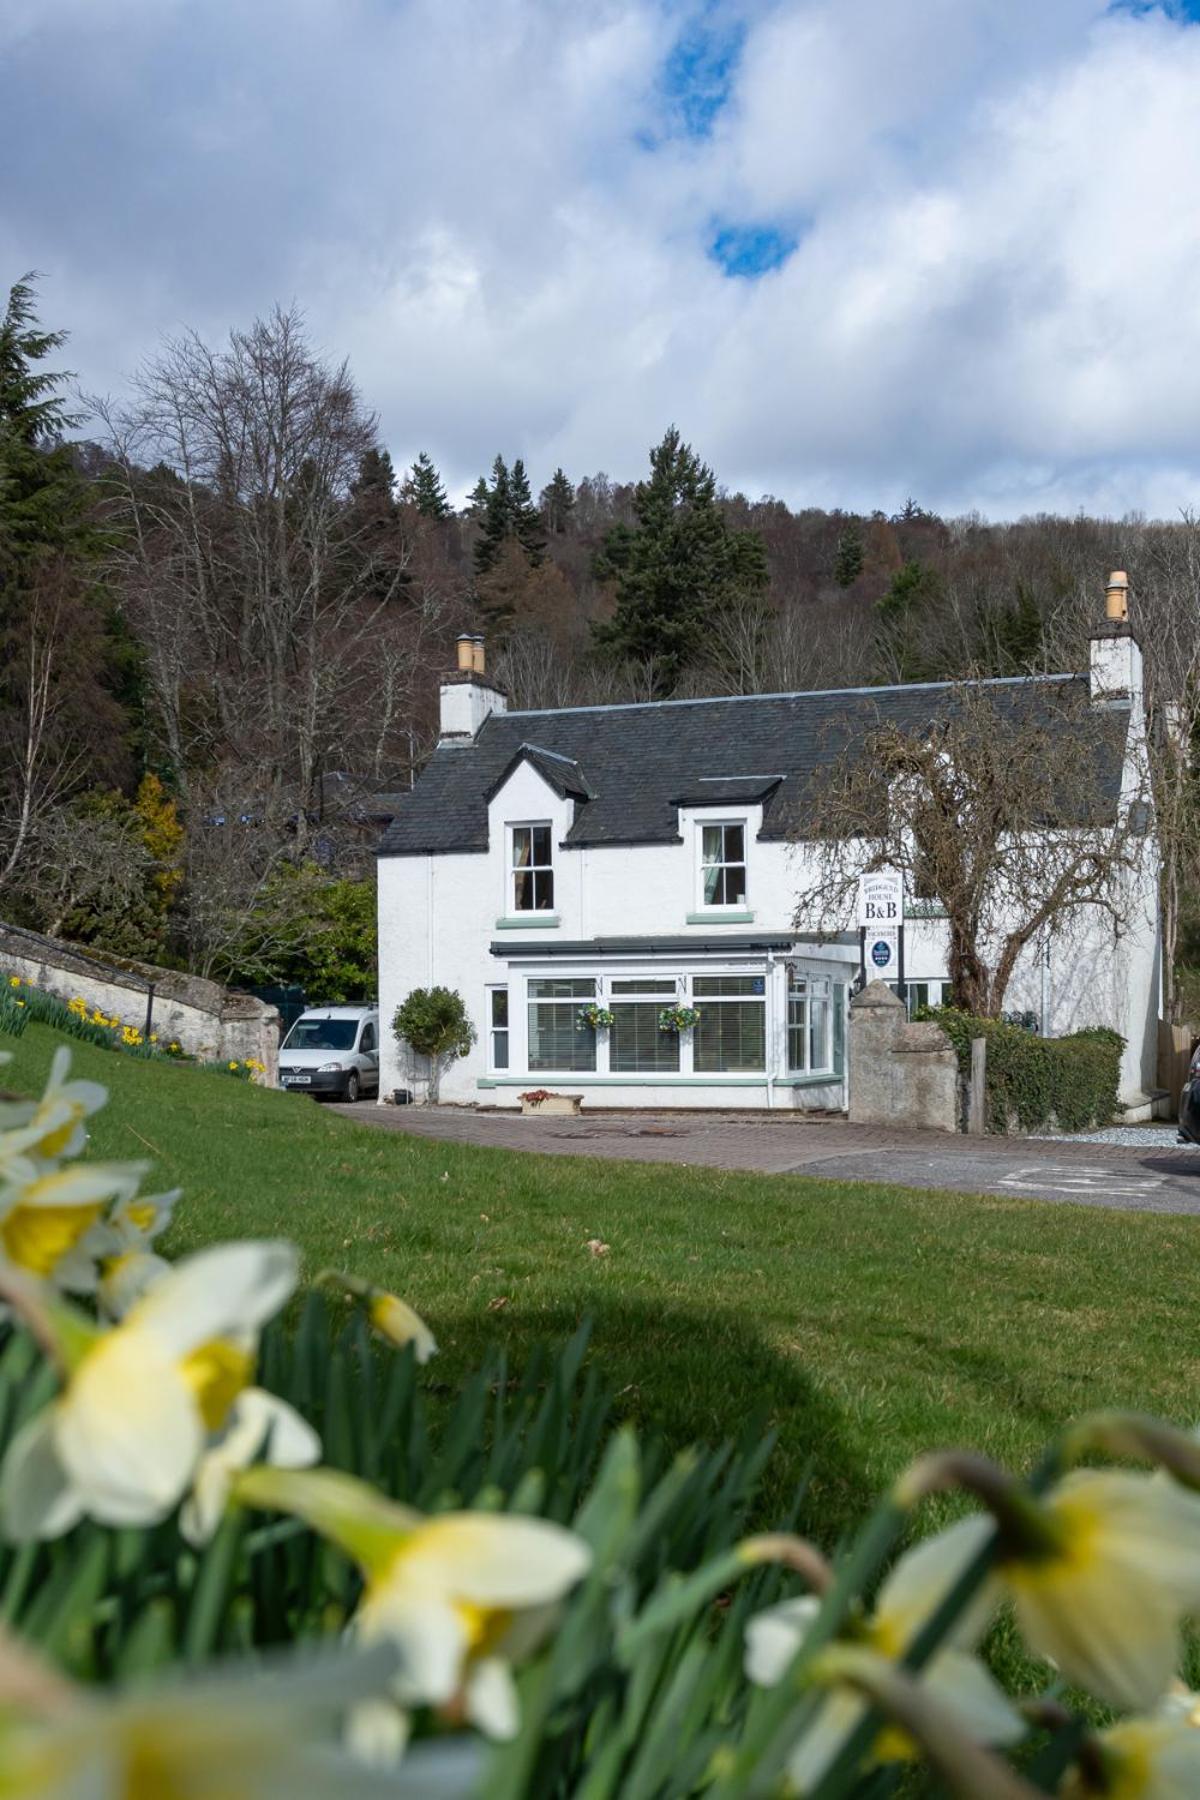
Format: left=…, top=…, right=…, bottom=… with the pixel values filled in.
left=278, top=1005, right=380, bottom=1102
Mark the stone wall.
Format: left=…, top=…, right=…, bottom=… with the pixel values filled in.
left=0, top=921, right=280, bottom=1083
left=848, top=981, right=958, bottom=1133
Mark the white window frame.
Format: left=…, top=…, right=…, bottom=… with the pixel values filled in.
left=509, top=821, right=555, bottom=915
left=696, top=818, right=749, bottom=912
left=608, top=975, right=683, bottom=1076
left=525, top=975, right=596, bottom=1073
left=691, top=972, right=767, bottom=1073
left=486, top=984, right=510, bottom=1072
left=787, top=970, right=835, bottom=1076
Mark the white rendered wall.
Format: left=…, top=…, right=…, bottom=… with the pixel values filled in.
left=377, top=709, right=1161, bottom=1109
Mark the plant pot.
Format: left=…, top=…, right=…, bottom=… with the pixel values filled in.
left=392, top=1088, right=413, bottom=1106
left=519, top=1093, right=583, bottom=1116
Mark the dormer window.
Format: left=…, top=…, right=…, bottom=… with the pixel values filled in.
left=511, top=823, right=554, bottom=912
left=700, top=822, right=747, bottom=907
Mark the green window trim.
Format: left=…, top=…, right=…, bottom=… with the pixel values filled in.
left=494, top=914, right=560, bottom=930
left=685, top=910, right=756, bottom=925
left=477, top=1075, right=768, bottom=1088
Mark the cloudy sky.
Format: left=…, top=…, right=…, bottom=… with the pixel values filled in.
left=3, top=0, right=1200, bottom=518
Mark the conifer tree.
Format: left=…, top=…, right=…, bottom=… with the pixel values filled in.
left=404, top=450, right=450, bottom=520
left=591, top=426, right=768, bottom=693
left=474, top=455, right=512, bottom=575
left=833, top=519, right=864, bottom=588
left=0, top=274, right=86, bottom=578
left=351, top=447, right=397, bottom=505
left=464, top=476, right=489, bottom=520
left=539, top=467, right=575, bottom=534
left=509, top=458, right=545, bottom=565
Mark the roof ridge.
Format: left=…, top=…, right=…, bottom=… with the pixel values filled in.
left=499, top=672, right=1082, bottom=720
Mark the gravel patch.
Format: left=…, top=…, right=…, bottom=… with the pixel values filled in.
left=1031, top=1124, right=1194, bottom=1148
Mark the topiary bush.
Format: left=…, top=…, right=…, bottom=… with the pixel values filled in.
left=392, top=985, right=475, bottom=1101
left=928, top=1007, right=1123, bottom=1133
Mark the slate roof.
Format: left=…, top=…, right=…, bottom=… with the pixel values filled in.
left=376, top=674, right=1128, bottom=857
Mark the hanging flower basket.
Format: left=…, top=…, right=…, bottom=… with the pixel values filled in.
left=658, top=1005, right=701, bottom=1034
left=576, top=1004, right=615, bottom=1031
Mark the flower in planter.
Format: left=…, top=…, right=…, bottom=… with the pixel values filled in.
left=658, top=1005, right=701, bottom=1034
left=518, top=1089, right=554, bottom=1105
left=576, top=1004, right=615, bottom=1032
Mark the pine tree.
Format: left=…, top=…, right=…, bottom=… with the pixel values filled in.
left=404, top=450, right=450, bottom=520
left=874, top=559, right=944, bottom=682
left=474, top=455, right=513, bottom=575
left=464, top=476, right=489, bottom=520
left=351, top=447, right=397, bottom=505
left=0, top=274, right=86, bottom=578
left=833, top=519, right=864, bottom=588
left=539, top=467, right=575, bottom=534
left=509, top=458, right=545, bottom=565
left=591, top=426, right=768, bottom=693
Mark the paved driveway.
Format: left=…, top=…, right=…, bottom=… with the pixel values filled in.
left=326, top=1102, right=1200, bottom=1216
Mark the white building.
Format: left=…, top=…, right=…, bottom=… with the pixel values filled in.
left=376, top=578, right=1160, bottom=1111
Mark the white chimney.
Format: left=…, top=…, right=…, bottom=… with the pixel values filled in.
left=439, top=635, right=507, bottom=741
left=1089, top=570, right=1142, bottom=705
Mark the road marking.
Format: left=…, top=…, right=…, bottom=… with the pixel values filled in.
left=999, top=1164, right=1167, bottom=1198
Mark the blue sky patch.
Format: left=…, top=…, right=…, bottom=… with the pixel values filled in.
left=659, top=9, right=746, bottom=139
left=709, top=222, right=798, bottom=277
left=1108, top=0, right=1200, bottom=18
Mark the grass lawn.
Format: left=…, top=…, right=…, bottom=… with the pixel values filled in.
left=6, top=1021, right=1200, bottom=1535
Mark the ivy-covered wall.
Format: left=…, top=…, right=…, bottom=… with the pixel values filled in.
left=928, top=1008, right=1123, bottom=1134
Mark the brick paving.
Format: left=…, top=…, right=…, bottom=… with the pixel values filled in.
left=327, top=1101, right=1200, bottom=1214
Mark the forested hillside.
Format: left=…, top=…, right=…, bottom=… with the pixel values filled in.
left=2, top=279, right=1198, bottom=1008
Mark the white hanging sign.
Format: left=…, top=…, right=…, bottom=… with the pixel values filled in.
left=857, top=868, right=904, bottom=929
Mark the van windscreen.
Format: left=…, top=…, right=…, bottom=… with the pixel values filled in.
left=283, top=1019, right=358, bottom=1051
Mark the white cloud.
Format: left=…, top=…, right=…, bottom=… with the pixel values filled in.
left=2, top=0, right=1200, bottom=517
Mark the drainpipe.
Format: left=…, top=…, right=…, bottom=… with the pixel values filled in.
left=1040, top=934, right=1052, bottom=1038
left=765, top=952, right=782, bottom=1111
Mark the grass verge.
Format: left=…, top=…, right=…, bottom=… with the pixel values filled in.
left=5, top=1020, right=1199, bottom=1534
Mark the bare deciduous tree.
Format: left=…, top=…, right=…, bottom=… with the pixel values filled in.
left=793, top=682, right=1151, bottom=1016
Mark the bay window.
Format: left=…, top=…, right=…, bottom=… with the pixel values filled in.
left=527, top=977, right=595, bottom=1071
left=788, top=971, right=833, bottom=1074
left=609, top=977, right=680, bottom=1074
left=693, top=974, right=765, bottom=1072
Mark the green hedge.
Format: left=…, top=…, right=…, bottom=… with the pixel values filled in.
left=928, top=1007, right=1123, bottom=1133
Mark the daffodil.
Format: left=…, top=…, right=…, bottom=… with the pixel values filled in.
left=1059, top=1711, right=1200, bottom=1798
left=181, top=1386, right=320, bottom=1548
left=0, top=1239, right=299, bottom=1535
left=369, top=1290, right=437, bottom=1362
left=75, top=1186, right=180, bottom=1318
left=983, top=1470, right=1200, bottom=1711
left=745, top=1526, right=1019, bottom=1791
left=0, top=1160, right=147, bottom=1288
left=235, top=1465, right=592, bottom=1750
left=0, top=1047, right=108, bottom=1183
left=0, top=1631, right=478, bottom=1799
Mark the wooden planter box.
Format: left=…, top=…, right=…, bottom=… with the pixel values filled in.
left=519, top=1092, right=583, bottom=1117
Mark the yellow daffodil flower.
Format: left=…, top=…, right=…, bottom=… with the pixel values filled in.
left=0, top=1047, right=109, bottom=1181
left=974, top=1470, right=1200, bottom=1712
left=71, top=1187, right=180, bottom=1318
left=745, top=1528, right=1019, bottom=1790
left=1060, top=1711, right=1200, bottom=1798
left=235, top=1465, right=591, bottom=1751
left=0, top=1632, right=474, bottom=1799
left=0, top=1161, right=148, bottom=1288
left=0, top=1240, right=299, bottom=1535
left=181, top=1387, right=320, bottom=1548
left=368, top=1291, right=437, bottom=1362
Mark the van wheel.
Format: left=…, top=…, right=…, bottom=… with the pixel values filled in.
left=345, top=1070, right=360, bottom=1104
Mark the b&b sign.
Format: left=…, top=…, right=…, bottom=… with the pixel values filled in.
left=857, top=869, right=904, bottom=928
